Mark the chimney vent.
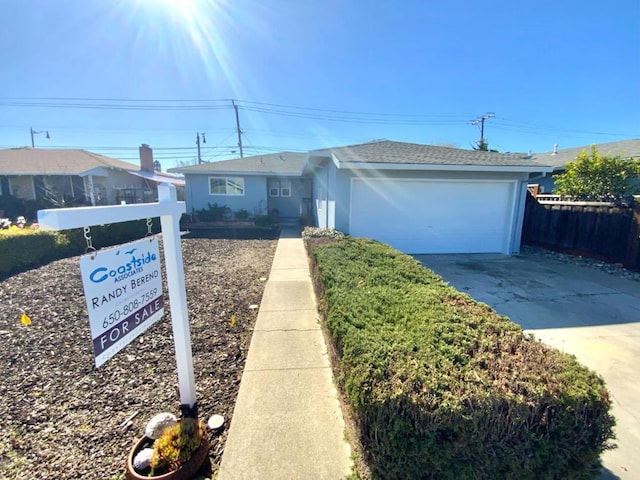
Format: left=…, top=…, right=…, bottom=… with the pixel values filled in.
left=552, top=143, right=558, bottom=155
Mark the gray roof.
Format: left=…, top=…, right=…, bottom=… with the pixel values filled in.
left=0, top=147, right=184, bottom=185
left=315, top=140, right=550, bottom=168
left=168, top=151, right=307, bottom=176
left=532, top=139, right=640, bottom=169
left=0, top=147, right=139, bottom=175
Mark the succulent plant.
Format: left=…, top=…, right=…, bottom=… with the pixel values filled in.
left=149, top=418, right=206, bottom=474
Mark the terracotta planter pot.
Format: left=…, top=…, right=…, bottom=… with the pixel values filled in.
left=125, top=434, right=210, bottom=480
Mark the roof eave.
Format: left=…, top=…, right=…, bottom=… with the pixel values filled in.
left=337, top=161, right=554, bottom=173
left=181, top=169, right=305, bottom=177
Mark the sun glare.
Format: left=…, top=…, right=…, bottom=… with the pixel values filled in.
left=120, top=0, right=244, bottom=95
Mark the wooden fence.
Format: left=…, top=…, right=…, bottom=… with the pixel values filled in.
left=522, top=195, right=640, bottom=271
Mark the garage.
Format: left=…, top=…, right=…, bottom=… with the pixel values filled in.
left=349, top=178, right=516, bottom=254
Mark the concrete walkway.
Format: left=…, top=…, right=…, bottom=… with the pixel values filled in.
left=217, top=227, right=353, bottom=480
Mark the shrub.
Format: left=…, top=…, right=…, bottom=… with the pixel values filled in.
left=299, top=212, right=315, bottom=227
left=308, top=237, right=615, bottom=480
left=196, top=203, right=231, bottom=222
left=63, top=218, right=161, bottom=252
left=554, top=146, right=640, bottom=204
left=0, top=218, right=161, bottom=278
left=253, top=215, right=271, bottom=227
left=0, top=228, right=70, bottom=276
left=234, top=208, right=250, bottom=220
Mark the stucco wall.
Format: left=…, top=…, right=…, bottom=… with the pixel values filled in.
left=184, top=174, right=267, bottom=216
left=267, top=176, right=311, bottom=218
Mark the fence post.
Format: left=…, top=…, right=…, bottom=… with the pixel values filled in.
left=625, top=196, right=640, bottom=270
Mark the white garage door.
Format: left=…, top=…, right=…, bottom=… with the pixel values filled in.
left=349, top=178, right=516, bottom=254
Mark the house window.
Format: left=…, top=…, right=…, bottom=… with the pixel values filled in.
left=209, top=177, right=244, bottom=196
left=269, top=179, right=291, bottom=197
left=268, top=179, right=279, bottom=197
left=8, top=176, right=36, bottom=200
left=280, top=180, right=291, bottom=197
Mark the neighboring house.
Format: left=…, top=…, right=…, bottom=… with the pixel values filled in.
left=530, top=139, right=640, bottom=194
left=169, top=152, right=311, bottom=219
left=0, top=144, right=184, bottom=217
left=172, top=140, right=552, bottom=255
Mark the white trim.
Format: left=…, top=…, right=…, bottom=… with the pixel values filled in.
left=208, top=176, right=245, bottom=196
left=79, top=167, right=110, bottom=178
left=173, top=169, right=305, bottom=177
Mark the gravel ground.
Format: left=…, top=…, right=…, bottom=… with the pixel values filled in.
left=0, top=236, right=277, bottom=479
left=520, top=245, right=640, bottom=281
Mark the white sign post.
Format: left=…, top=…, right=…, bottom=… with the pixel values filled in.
left=37, top=183, right=197, bottom=414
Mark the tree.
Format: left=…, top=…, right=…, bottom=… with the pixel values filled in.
left=472, top=138, right=498, bottom=152
left=473, top=138, right=489, bottom=151
left=554, top=146, right=640, bottom=203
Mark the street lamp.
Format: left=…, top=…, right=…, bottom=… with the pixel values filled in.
left=30, top=127, right=50, bottom=148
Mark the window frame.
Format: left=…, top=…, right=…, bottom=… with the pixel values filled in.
left=268, top=179, right=280, bottom=197
left=209, top=176, right=245, bottom=196
left=280, top=179, right=292, bottom=197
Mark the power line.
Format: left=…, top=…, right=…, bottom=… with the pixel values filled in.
left=493, top=117, right=634, bottom=137
left=0, top=96, right=634, bottom=138
left=203, top=132, right=238, bottom=162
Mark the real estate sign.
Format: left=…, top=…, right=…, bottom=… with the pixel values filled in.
left=79, top=236, right=164, bottom=367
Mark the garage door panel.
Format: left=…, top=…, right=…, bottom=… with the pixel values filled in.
left=350, top=179, right=514, bottom=254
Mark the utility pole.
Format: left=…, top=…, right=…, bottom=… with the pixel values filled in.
left=469, top=113, right=494, bottom=150
left=232, top=100, right=244, bottom=158
left=196, top=132, right=206, bottom=164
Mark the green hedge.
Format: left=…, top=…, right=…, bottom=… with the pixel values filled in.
left=0, top=229, right=71, bottom=276
left=0, top=218, right=160, bottom=278
left=308, top=237, right=615, bottom=480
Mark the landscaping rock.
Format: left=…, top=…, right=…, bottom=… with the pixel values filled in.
left=145, top=412, right=178, bottom=439
left=133, top=447, right=154, bottom=470
left=521, top=245, right=640, bottom=281
left=207, top=414, right=225, bottom=431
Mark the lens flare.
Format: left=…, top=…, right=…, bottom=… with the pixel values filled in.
left=118, top=0, right=272, bottom=100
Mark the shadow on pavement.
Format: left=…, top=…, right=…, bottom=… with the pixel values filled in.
left=414, top=254, right=640, bottom=330
left=599, top=466, right=622, bottom=479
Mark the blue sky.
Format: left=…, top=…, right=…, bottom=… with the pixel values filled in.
left=1, top=0, right=638, bottom=168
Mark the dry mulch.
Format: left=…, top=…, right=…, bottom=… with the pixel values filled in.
left=0, top=235, right=277, bottom=479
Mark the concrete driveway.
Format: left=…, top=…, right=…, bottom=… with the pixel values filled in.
left=414, top=253, right=640, bottom=480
